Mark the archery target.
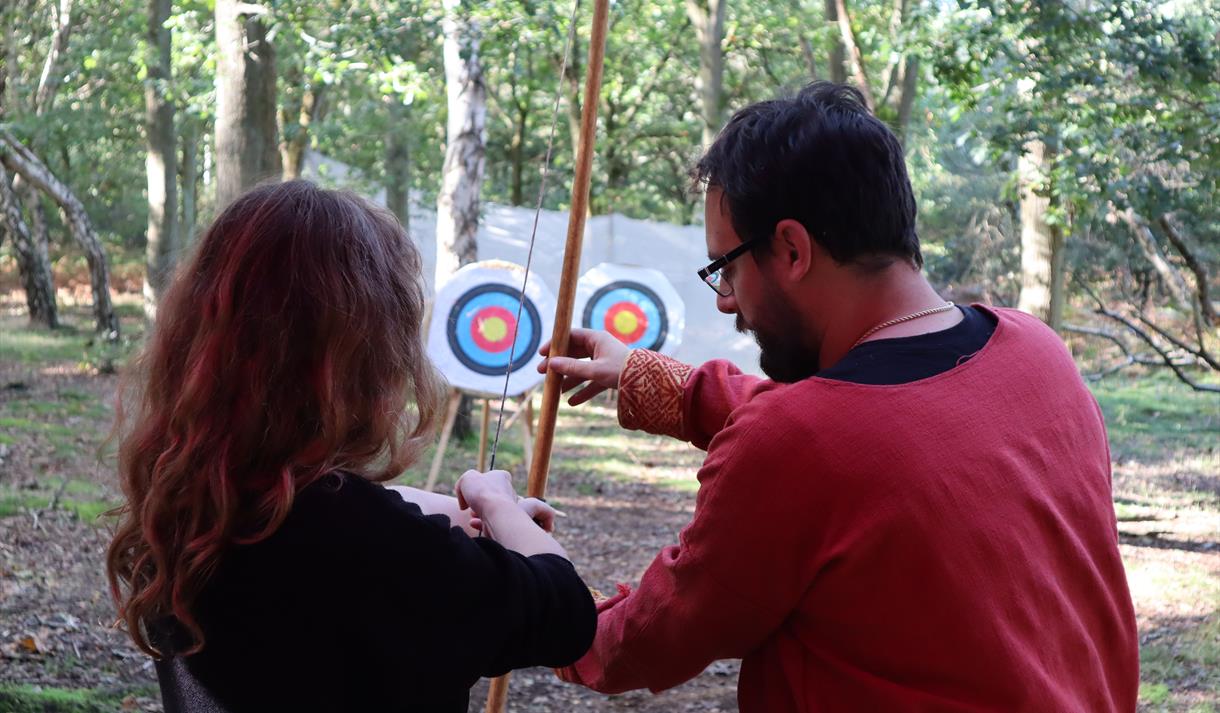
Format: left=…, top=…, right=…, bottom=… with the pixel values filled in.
left=574, top=263, right=684, bottom=355
left=428, top=261, right=554, bottom=396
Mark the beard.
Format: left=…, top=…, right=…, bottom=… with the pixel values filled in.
left=738, top=295, right=820, bottom=383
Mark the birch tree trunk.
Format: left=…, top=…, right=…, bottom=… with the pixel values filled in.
left=215, top=0, right=280, bottom=209
left=0, top=131, right=118, bottom=338
left=144, top=0, right=177, bottom=318
left=2, top=0, right=73, bottom=328
left=1016, top=140, right=1065, bottom=332
left=685, top=0, right=727, bottom=148
left=435, top=0, right=486, bottom=288
left=35, top=0, right=73, bottom=114
left=0, top=163, right=57, bottom=327
left=384, top=100, right=411, bottom=232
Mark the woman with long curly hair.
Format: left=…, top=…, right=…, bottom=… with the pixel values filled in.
left=106, top=181, right=595, bottom=712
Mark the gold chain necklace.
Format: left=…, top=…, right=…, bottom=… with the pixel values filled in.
left=850, top=301, right=956, bottom=350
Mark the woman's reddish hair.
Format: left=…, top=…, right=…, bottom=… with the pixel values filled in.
left=106, top=181, right=444, bottom=655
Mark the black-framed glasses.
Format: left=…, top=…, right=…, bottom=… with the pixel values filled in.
left=697, top=238, right=760, bottom=296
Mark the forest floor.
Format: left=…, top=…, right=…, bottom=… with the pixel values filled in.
left=0, top=298, right=1217, bottom=713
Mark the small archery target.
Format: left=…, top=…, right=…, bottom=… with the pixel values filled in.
left=575, top=264, right=684, bottom=355
left=448, top=284, right=541, bottom=376
left=428, top=261, right=554, bottom=396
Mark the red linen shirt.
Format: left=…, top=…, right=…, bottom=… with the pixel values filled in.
left=558, top=307, right=1138, bottom=712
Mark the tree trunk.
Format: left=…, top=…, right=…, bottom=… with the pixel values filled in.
left=893, top=57, right=918, bottom=145
left=384, top=100, right=411, bottom=232
left=1121, top=210, right=1193, bottom=311
left=1016, top=140, right=1065, bottom=332
left=0, top=164, right=57, bottom=327
left=215, top=0, right=279, bottom=209
left=279, top=81, right=325, bottom=181
left=832, top=0, right=876, bottom=110
left=144, top=0, right=177, bottom=318
left=510, top=100, right=528, bottom=206
left=1158, top=214, right=1218, bottom=326
left=561, top=6, right=584, bottom=164
left=0, top=14, right=11, bottom=120
left=0, top=131, right=118, bottom=338
left=786, top=0, right=820, bottom=80
left=180, top=119, right=198, bottom=243
left=823, top=0, right=847, bottom=84
left=4, top=0, right=71, bottom=324
left=435, top=0, right=486, bottom=288
left=35, top=0, right=73, bottom=115
left=685, top=0, right=727, bottom=148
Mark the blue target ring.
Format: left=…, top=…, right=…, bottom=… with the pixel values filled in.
left=447, top=284, right=542, bottom=376
left=583, top=281, right=668, bottom=351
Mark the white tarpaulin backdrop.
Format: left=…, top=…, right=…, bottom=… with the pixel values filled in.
left=305, top=150, right=762, bottom=375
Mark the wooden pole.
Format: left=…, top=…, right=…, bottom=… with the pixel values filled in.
left=484, top=676, right=511, bottom=713
left=424, top=390, right=462, bottom=492
left=486, top=1, right=611, bottom=710
left=477, top=398, right=492, bottom=471
left=520, top=396, right=534, bottom=473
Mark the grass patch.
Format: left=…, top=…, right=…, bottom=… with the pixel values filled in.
left=1139, top=682, right=1171, bottom=706
left=0, top=326, right=92, bottom=364
left=0, top=489, right=116, bottom=522
left=0, top=683, right=151, bottom=713
left=1090, top=372, right=1220, bottom=462
left=1140, top=612, right=1220, bottom=711
left=0, top=493, right=50, bottom=517
left=0, top=315, right=142, bottom=370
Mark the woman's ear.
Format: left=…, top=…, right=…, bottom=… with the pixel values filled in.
left=773, top=219, right=814, bottom=282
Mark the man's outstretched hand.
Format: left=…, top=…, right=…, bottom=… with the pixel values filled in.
left=537, top=328, right=629, bottom=406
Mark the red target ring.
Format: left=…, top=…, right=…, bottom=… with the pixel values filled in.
left=470, top=305, right=517, bottom=352
left=603, top=301, right=648, bottom=344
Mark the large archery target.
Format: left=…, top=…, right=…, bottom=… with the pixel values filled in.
left=575, top=264, right=684, bottom=355
left=428, top=261, right=554, bottom=396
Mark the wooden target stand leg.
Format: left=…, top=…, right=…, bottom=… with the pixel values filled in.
left=426, top=392, right=535, bottom=492
left=477, top=398, right=492, bottom=470
left=424, top=391, right=462, bottom=492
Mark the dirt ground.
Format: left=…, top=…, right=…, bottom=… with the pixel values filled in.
left=1, top=303, right=1217, bottom=712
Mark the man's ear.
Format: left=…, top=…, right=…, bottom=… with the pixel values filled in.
left=772, top=219, right=814, bottom=281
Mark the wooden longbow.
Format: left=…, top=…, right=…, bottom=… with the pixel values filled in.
left=484, top=0, right=611, bottom=710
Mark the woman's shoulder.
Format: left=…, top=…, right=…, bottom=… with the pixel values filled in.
left=301, top=469, right=430, bottom=517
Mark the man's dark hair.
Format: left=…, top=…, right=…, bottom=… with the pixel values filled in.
left=692, top=81, right=921, bottom=268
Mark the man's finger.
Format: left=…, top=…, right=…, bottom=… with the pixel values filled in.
left=544, top=356, right=597, bottom=380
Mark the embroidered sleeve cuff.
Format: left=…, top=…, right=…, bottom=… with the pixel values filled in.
left=616, top=349, right=693, bottom=439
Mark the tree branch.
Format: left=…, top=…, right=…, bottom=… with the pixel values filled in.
left=1118, top=208, right=1193, bottom=310
left=1158, top=213, right=1218, bottom=327
left=1077, top=281, right=1219, bottom=393
left=1134, top=312, right=1220, bottom=372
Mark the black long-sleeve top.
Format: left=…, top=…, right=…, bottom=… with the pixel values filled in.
left=158, top=472, right=596, bottom=712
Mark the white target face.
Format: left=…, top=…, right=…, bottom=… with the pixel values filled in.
left=573, top=263, right=684, bottom=356
left=428, top=261, right=555, bottom=396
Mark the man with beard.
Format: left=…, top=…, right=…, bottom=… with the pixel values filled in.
left=539, top=82, right=1137, bottom=712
